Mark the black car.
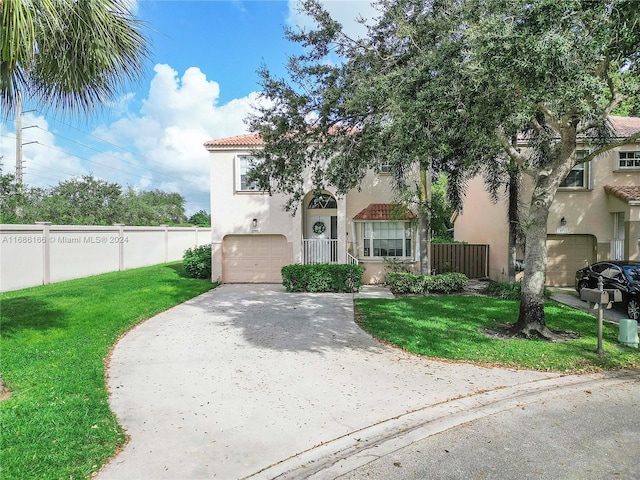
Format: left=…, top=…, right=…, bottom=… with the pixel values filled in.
left=575, top=261, right=640, bottom=320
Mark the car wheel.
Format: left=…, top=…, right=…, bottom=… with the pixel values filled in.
left=627, top=298, right=640, bottom=320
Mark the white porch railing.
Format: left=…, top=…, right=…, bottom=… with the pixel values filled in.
left=346, top=252, right=359, bottom=265
left=611, top=239, right=624, bottom=260
left=303, top=239, right=338, bottom=264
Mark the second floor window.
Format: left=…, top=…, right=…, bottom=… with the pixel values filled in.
left=238, top=156, right=263, bottom=191
left=560, top=150, right=589, bottom=188
left=380, top=162, right=392, bottom=174
left=619, top=151, right=640, bottom=169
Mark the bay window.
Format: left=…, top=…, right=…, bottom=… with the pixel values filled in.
left=362, top=221, right=412, bottom=258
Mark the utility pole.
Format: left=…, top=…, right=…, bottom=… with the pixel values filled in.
left=15, top=90, right=23, bottom=185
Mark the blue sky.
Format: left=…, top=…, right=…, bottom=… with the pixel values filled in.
left=0, top=0, right=376, bottom=215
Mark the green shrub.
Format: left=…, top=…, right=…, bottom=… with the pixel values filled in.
left=387, top=272, right=468, bottom=295
left=483, top=280, right=551, bottom=300
left=383, top=257, right=413, bottom=273
left=183, top=244, right=212, bottom=279
left=281, top=264, right=364, bottom=292
left=386, top=272, right=425, bottom=294
left=425, top=272, right=468, bottom=293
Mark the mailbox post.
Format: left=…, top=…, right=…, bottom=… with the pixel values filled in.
left=579, top=276, right=622, bottom=356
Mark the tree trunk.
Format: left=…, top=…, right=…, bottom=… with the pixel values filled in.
left=507, top=163, right=519, bottom=282
left=419, top=162, right=432, bottom=275
left=511, top=208, right=549, bottom=336
left=508, top=167, right=563, bottom=338
left=510, top=170, right=567, bottom=340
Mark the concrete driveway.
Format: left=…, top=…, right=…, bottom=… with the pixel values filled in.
left=98, top=284, right=624, bottom=480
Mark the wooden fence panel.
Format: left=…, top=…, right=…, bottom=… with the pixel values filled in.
left=430, top=243, right=489, bottom=278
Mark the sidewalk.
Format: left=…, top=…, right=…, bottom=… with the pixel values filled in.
left=548, top=286, right=640, bottom=329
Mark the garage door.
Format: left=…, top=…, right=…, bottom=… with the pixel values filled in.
left=222, top=235, right=290, bottom=283
left=546, top=234, right=596, bottom=286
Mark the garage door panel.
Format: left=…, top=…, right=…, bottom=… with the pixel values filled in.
left=546, top=235, right=596, bottom=287
left=222, top=235, right=290, bottom=283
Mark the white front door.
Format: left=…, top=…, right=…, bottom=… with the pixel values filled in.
left=307, top=215, right=331, bottom=239
left=307, top=215, right=331, bottom=262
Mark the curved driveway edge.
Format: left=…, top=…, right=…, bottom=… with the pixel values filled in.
left=100, top=284, right=568, bottom=480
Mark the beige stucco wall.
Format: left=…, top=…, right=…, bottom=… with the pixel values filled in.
left=344, top=172, right=398, bottom=284
left=550, top=149, right=640, bottom=246
left=453, top=175, right=510, bottom=281
left=208, top=148, right=300, bottom=282
left=454, top=146, right=640, bottom=282
left=208, top=146, right=402, bottom=284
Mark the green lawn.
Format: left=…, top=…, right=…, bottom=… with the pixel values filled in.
left=0, top=263, right=216, bottom=480
left=355, top=295, right=640, bottom=372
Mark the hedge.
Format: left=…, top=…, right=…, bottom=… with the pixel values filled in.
left=387, top=272, right=468, bottom=295
left=183, top=244, right=212, bottom=279
left=281, top=263, right=364, bottom=292
left=483, top=280, right=551, bottom=300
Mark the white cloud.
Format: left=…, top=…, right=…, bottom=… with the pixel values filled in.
left=286, top=0, right=378, bottom=39
left=1, top=63, right=262, bottom=215
left=92, top=63, right=265, bottom=214
left=104, top=92, right=136, bottom=117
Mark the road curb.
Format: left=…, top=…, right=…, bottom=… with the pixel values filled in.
left=244, top=370, right=639, bottom=480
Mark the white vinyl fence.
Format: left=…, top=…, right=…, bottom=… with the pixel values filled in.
left=0, top=223, right=212, bottom=292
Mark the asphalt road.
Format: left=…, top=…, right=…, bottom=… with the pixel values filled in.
left=336, top=377, right=640, bottom=480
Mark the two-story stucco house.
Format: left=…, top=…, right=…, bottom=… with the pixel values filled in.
left=453, top=116, right=640, bottom=286
left=204, top=133, right=418, bottom=284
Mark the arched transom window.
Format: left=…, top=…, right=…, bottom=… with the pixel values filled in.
left=308, top=193, right=337, bottom=209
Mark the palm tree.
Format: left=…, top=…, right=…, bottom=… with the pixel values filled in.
left=1, top=0, right=149, bottom=115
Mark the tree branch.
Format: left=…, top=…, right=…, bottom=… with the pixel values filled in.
left=496, top=126, right=530, bottom=171
left=578, top=93, right=626, bottom=134
left=585, top=131, right=640, bottom=161
left=536, top=104, right=561, bottom=134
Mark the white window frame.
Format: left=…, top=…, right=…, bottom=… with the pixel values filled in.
left=618, top=151, right=640, bottom=169
left=559, top=150, right=590, bottom=189
left=236, top=156, right=265, bottom=192
left=362, top=221, right=413, bottom=258
left=380, top=162, right=392, bottom=174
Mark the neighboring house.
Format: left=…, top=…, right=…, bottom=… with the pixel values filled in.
left=204, top=133, right=419, bottom=284
left=453, top=116, right=640, bottom=286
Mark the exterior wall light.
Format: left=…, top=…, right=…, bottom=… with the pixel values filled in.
left=252, top=218, right=258, bottom=228
left=560, top=216, right=567, bottom=226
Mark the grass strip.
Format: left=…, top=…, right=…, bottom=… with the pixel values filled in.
left=355, top=295, right=639, bottom=372
left=0, top=263, right=216, bottom=480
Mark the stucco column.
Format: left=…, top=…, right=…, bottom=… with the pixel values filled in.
left=34, top=221, right=51, bottom=285
left=337, top=196, right=346, bottom=263
left=114, top=224, right=125, bottom=270
left=292, top=206, right=303, bottom=264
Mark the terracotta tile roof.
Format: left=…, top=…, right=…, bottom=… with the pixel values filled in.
left=204, top=116, right=639, bottom=150
left=608, top=116, right=640, bottom=138
left=515, top=115, right=640, bottom=143
left=204, top=133, right=264, bottom=148
left=604, top=185, right=640, bottom=203
left=353, top=203, right=416, bottom=220
left=204, top=126, right=357, bottom=149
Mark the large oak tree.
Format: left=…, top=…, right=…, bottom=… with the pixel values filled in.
left=249, top=0, right=640, bottom=338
